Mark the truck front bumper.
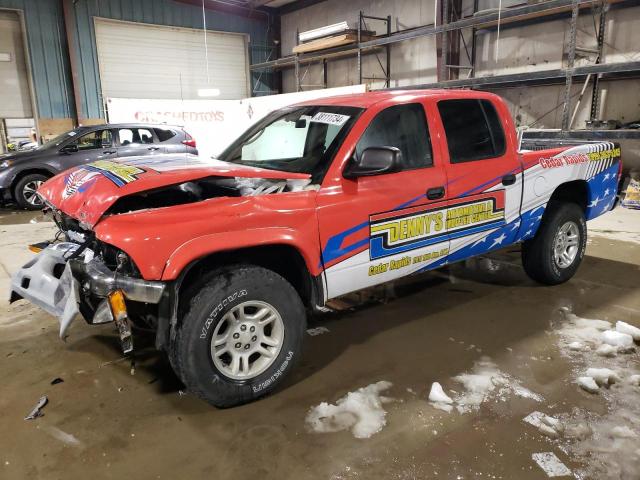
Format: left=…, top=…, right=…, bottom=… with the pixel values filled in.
left=9, top=243, right=166, bottom=351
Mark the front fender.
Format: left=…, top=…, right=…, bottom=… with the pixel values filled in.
left=161, top=227, right=321, bottom=280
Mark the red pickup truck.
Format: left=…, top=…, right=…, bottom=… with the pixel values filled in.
left=11, top=90, right=622, bottom=407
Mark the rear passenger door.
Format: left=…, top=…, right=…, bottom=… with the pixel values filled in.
left=318, top=102, right=450, bottom=300
left=436, top=98, right=522, bottom=264
left=115, top=127, right=163, bottom=158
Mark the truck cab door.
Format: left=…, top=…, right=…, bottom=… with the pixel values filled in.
left=435, top=97, right=523, bottom=264
left=316, top=101, right=450, bottom=301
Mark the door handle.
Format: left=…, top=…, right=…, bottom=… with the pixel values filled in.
left=147, top=146, right=160, bottom=151
left=502, top=174, right=517, bottom=186
left=103, top=150, right=116, bottom=154
left=426, top=186, right=445, bottom=200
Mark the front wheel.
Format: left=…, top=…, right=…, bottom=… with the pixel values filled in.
left=521, top=202, right=587, bottom=285
left=14, top=173, right=48, bottom=210
left=170, top=265, right=306, bottom=407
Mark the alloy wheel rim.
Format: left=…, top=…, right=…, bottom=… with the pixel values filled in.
left=210, top=300, right=285, bottom=380
left=23, top=180, right=44, bottom=206
left=553, top=221, right=580, bottom=268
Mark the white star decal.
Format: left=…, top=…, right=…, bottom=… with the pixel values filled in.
left=604, top=188, right=610, bottom=196
left=491, top=233, right=507, bottom=248
left=530, top=206, right=543, bottom=216
left=589, top=196, right=600, bottom=208
left=511, top=221, right=521, bottom=231
left=525, top=229, right=532, bottom=237
left=472, top=236, right=488, bottom=247
left=536, top=215, right=543, bottom=222
left=603, top=173, right=610, bottom=181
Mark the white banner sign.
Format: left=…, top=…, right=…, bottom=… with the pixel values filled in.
left=106, top=85, right=367, bottom=160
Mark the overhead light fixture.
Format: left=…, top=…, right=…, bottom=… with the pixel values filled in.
left=198, top=88, right=221, bottom=97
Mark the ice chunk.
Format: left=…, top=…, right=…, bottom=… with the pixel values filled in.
left=523, top=411, right=547, bottom=429
left=596, top=344, right=618, bottom=357
left=611, top=426, right=638, bottom=439
left=628, top=374, right=640, bottom=386
left=306, top=381, right=393, bottom=439
left=531, top=452, right=572, bottom=477
left=616, top=321, right=640, bottom=341
left=601, top=330, right=634, bottom=348
left=568, top=341, right=584, bottom=351
left=578, top=376, right=599, bottom=393
left=428, top=382, right=453, bottom=404
left=539, top=423, right=560, bottom=438
left=523, top=411, right=563, bottom=438
left=585, top=368, right=620, bottom=386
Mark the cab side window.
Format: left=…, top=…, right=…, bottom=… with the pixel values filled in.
left=118, top=128, right=155, bottom=146
left=438, top=99, right=506, bottom=163
left=355, top=103, right=433, bottom=171
left=74, top=130, right=112, bottom=151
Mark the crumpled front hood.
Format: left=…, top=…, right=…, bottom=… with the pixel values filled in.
left=38, top=155, right=310, bottom=227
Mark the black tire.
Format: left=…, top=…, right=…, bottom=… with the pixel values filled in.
left=522, top=202, right=587, bottom=285
left=14, top=173, right=48, bottom=210
left=170, top=265, right=306, bottom=407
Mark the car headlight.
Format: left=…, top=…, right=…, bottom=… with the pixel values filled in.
left=0, top=159, right=12, bottom=169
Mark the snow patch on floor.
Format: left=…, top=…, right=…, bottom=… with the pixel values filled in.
left=306, top=381, right=394, bottom=439
left=428, top=357, right=543, bottom=415
left=550, top=307, right=640, bottom=478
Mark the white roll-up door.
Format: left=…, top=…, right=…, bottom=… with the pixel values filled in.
left=94, top=18, right=249, bottom=101
left=0, top=10, right=32, bottom=118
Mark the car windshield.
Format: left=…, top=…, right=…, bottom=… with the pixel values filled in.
left=37, top=128, right=88, bottom=150
left=219, top=105, right=363, bottom=182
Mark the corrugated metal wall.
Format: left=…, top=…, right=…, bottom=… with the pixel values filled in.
left=0, top=0, right=275, bottom=122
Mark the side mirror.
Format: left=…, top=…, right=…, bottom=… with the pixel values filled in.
left=343, top=146, right=402, bottom=179
left=60, top=144, right=78, bottom=154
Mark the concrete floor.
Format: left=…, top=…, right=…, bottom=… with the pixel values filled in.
left=1, top=207, right=639, bottom=479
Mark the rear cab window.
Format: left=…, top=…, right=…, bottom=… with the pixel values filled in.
left=437, top=99, right=506, bottom=163
left=355, top=103, right=433, bottom=171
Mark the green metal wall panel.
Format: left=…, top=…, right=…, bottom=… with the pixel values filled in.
left=0, top=0, right=275, bottom=120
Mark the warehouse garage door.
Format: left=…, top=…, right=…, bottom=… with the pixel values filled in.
left=94, top=18, right=249, bottom=100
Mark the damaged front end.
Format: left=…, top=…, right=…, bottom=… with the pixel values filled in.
left=9, top=214, right=165, bottom=353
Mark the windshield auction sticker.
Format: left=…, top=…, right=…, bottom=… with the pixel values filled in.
left=311, top=112, right=350, bottom=126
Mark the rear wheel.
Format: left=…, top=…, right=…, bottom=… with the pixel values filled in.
left=521, top=202, right=587, bottom=285
left=169, top=265, right=306, bottom=407
left=14, top=173, right=48, bottom=210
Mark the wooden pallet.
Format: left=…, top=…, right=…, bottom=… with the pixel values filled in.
left=293, top=32, right=375, bottom=54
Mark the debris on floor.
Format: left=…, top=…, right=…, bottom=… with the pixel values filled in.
left=306, top=326, right=330, bottom=337
left=306, top=381, right=393, bottom=439
left=24, top=395, right=48, bottom=420
left=50, top=377, right=63, bottom=385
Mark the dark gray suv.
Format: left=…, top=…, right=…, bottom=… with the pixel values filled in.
left=0, top=123, right=198, bottom=209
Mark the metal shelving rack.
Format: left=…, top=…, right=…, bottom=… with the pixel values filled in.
left=291, top=11, right=391, bottom=91
left=251, top=0, right=640, bottom=133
